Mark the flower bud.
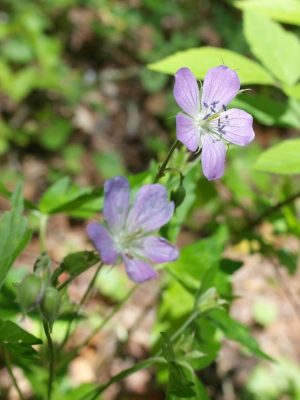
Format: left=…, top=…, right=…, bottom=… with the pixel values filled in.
left=41, top=287, right=61, bottom=327
left=17, top=274, right=43, bottom=314
left=171, top=184, right=186, bottom=208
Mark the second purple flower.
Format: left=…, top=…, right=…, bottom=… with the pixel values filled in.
left=174, top=65, right=255, bottom=180
left=86, top=177, right=179, bottom=283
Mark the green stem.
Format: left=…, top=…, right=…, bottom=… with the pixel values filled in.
left=153, top=140, right=180, bottom=183
left=39, top=214, right=48, bottom=253
left=59, top=262, right=103, bottom=349
left=4, top=348, right=25, bottom=400
left=248, top=189, right=300, bottom=228
left=43, top=321, right=54, bottom=400
left=81, top=309, right=200, bottom=400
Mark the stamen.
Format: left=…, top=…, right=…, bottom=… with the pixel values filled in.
left=203, top=113, right=212, bottom=120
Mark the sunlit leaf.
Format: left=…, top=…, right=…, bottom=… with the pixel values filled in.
left=235, top=0, right=300, bottom=26
left=244, top=11, right=300, bottom=85
left=254, top=139, right=300, bottom=175
left=148, top=46, right=274, bottom=85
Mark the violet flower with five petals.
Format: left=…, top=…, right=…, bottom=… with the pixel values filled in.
left=86, top=177, right=178, bottom=283
left=174, top=65, right=255, bottom=180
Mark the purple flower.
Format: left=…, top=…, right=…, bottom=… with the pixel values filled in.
left=174, top=66, right=255, bottom=180
left=86, top=177, right=179, bottom=283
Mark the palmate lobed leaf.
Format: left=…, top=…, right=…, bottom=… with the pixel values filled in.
left=0, top=183, right=32, bottom=288
left=148, top=46, right=274, bottom=85
left=244, top=11, right=300, bottom=86
left=254, top=138, right=300, bottom=175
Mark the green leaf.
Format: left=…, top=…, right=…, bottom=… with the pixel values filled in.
left=231, top=94, right=300, bottom=129
left=148, top=46, right=274, bottom=85
left=283, top=83, right=300, bottom=100
left=52, top=251, right=100, bottom=285
left=254, top=138, right=300, bottom=175
left=38, top=177, right=103, bottom=215
left=40, top=118, right=72, bottom=150
left=209, top=309, right=272, bottom=360
left=0, top=183, right=32, bottom=288
left=235, top=0, right=300, bottom=26
left=243, top=11, right=300, bottom=85
left=0, top=319, right=42, bottom=345
left=220, top=258, right=243, bottom=275
left=0, top=319, right=42, bottom=364
left=161, top=332, right=196, bottom=398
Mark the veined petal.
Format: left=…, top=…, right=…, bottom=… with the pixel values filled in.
left=201, top=66, right=240, bottom=114
left=211, top=108, right=255, bottom=146
left=174, top=67, right=200, bottom=117
left=123, top=255, right=157, bottom=283
left=137, top=236, right=179, bottom=263
left=127, top=184, right=174, bottom=232
left=86, top=223, right=118, bottom=264
left=104, top=176, right=130, bottom=232
left=201, top=134, right=226, bottom=181
left=176, top=113, right=200, bottom=152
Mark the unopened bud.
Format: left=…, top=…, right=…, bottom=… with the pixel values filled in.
left=17, top=274, right=43, bottom=314
left=171, top=184, right=186, bottom=208
left=41, top=287, right=61, bottom=327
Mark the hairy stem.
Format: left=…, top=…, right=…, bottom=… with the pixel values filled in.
left=4, top=348, right=25, bottom=400
left=153, top=140, right=180, bottom=183
left=43, top=321, right=54, bottom=400
left=59, top=262, right=103, bottom=349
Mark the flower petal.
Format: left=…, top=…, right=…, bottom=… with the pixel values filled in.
left=86, top=223, right=118, bottom=264
left=104, top=176, right=130, bottom=232
left=201, top=134, right=226, bottom=181
left=137, top=236, right=179, bottom=263
left=123, top=255, right=157, bottom=283
left=201, top=66, right=240, bottom=114
left=127, top=184, right=174, bottom=232
left=176, top=113, right=200, bottom=152
left=174, top=67, right=200, bottom=117
left=211, top=108, right=255, bottom=146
